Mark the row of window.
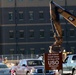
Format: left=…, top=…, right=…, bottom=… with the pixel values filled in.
left=8, top=0, right=43, bottom=1
left=9, top=30, right=53, bottom=38
left=10, top=48, right=45, bottom=54
left=9, top=29, right=75, bottom=39
left=9, top=0, right=22, bottom=1
left=9, top=46, right=75, bottom=54
left=8, top=0, right=65, bottom=2
left=8, top=11, right=74, bottom=21
left=9, top=11, right=47, bottom=21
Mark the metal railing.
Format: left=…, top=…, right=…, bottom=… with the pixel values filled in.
left=0, top=54, right=41, bottom=61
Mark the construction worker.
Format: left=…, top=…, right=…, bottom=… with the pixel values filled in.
left=3, top=57, right=8, bottom=64
left=62, top=50, right=67, bottom=62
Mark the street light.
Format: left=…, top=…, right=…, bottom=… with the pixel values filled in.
left=64, top=0, right=68, bottom=51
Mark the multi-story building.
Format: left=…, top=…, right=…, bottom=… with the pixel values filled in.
left=0, top=0, right=76, bottom=55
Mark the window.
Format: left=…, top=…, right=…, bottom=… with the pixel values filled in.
left=27, top=60, right=43, bottom=66
left=8, top=12, right=13, bottom=21
left=0, top=64, right=8, bottom=68
left=73, top=10, right=76, bottom=16
left=59, top=0, right=63, bottom=1
left=40, top=48, right=45, bottom=54
left=19, top=0, right=23, bottom=1
left=9, top=30, right=14, bottom=39
left=20, top=48, right=24, bottom=51
left=40, top=29, right=44, bottom=38
left=29, top=30, right=34, bottom=38
left=62, top=29, right=64, bottom=36
left=39, top=11, right=44, bottom=20
left=60, top=14, right=63, bottom=19
left=71, top=47, right=75, bottom=54
left=8, top=0, right=13, bottom=1
left=10, top=49, right=14, bottom=51
left=29, top=11, right=34, bottom=20
left=50, top=30, right=53, bottom=38
left=69, top=10, right=73, bottom=14
left=19, top=12, right=23, bottom=20
left=72, top=55, right=76, bottom=60
left=30, top=48, right=35, bottom=58
left=70, top=29, right=75, bottom=37
left=29, top=0, right=33, bottom=1
left=10, top=49, right=14, bottom=54
left=19, top=30, right=24, bottom=38
left=20, top=48, right=24, bottom=54
left=64, top=57, right=68, bottom=63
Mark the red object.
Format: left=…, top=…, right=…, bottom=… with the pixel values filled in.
left=10, top=70, right=16, bottom=73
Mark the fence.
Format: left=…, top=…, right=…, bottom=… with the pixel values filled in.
left=0, top=54, right=41, bottom=61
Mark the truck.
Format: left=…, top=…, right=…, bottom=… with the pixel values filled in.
left=10, top=58, right=55, bottom=75
left=63, top=54, right=76, bottom=75
left=49, top=1, right=76, bottom=75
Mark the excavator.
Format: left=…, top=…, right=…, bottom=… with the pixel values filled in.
left=49, top=1, right=76, bottom=53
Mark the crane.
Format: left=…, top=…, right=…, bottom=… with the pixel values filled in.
left=49, top=1, right=76, bottom=53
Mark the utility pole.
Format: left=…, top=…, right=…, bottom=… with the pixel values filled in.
left=15, top=0, right=18, bottom=54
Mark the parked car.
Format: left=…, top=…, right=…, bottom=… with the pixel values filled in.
left=0, top=62, right=10, bottom=75
left=63, top=54, right=76, bottom=75
left=10, top=58, right=55, bottom=75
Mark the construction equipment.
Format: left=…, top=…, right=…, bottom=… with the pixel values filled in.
left=49, top=1, right=76, bottom=53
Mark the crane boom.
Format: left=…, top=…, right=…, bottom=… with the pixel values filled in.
left=49, top=1, right=76, bottom=53
left=51, top=1, right=76, bottom=27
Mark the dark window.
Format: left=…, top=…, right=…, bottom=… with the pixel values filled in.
left=19, top=12, right=23, bottom=20
left=27, top=60, right=43, bottom=66
left=29, top=11, right=34, bottom=20
left=10, top=49, right=14, bottom=54
left=39, top=11, right=44, bottom=20
left=8, top=0, right=13, bottom=2
left=40, top=48, right=45, bottom=54
left=20, top=49, right=25, bottom=54
left=30, top=48, right=35, bottom=55
left=0, top=64, right=8, bottom=68
left=71, top=47, right=75, bottom=54
left=50, top=31, right=53, bottom=37
left=62, top=30, right=64, bottom=36
left=60, top=14, right=63, bottom=19
left=19, top=31, right=24, bottom=38
left=70, top=29, right=75, bottom=36
left=72, top=55, right=76, bottom=60
left=29, top=30, right=34, bottom=38
left=19, top=0, right=23, bottom=1
left=40, top=30, right=44, bottom=38
left=29, top=0, right=33, bottom=1
left=8, top=12, right=13, bottom=21
left=9, top=31, right=14, bottom=38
